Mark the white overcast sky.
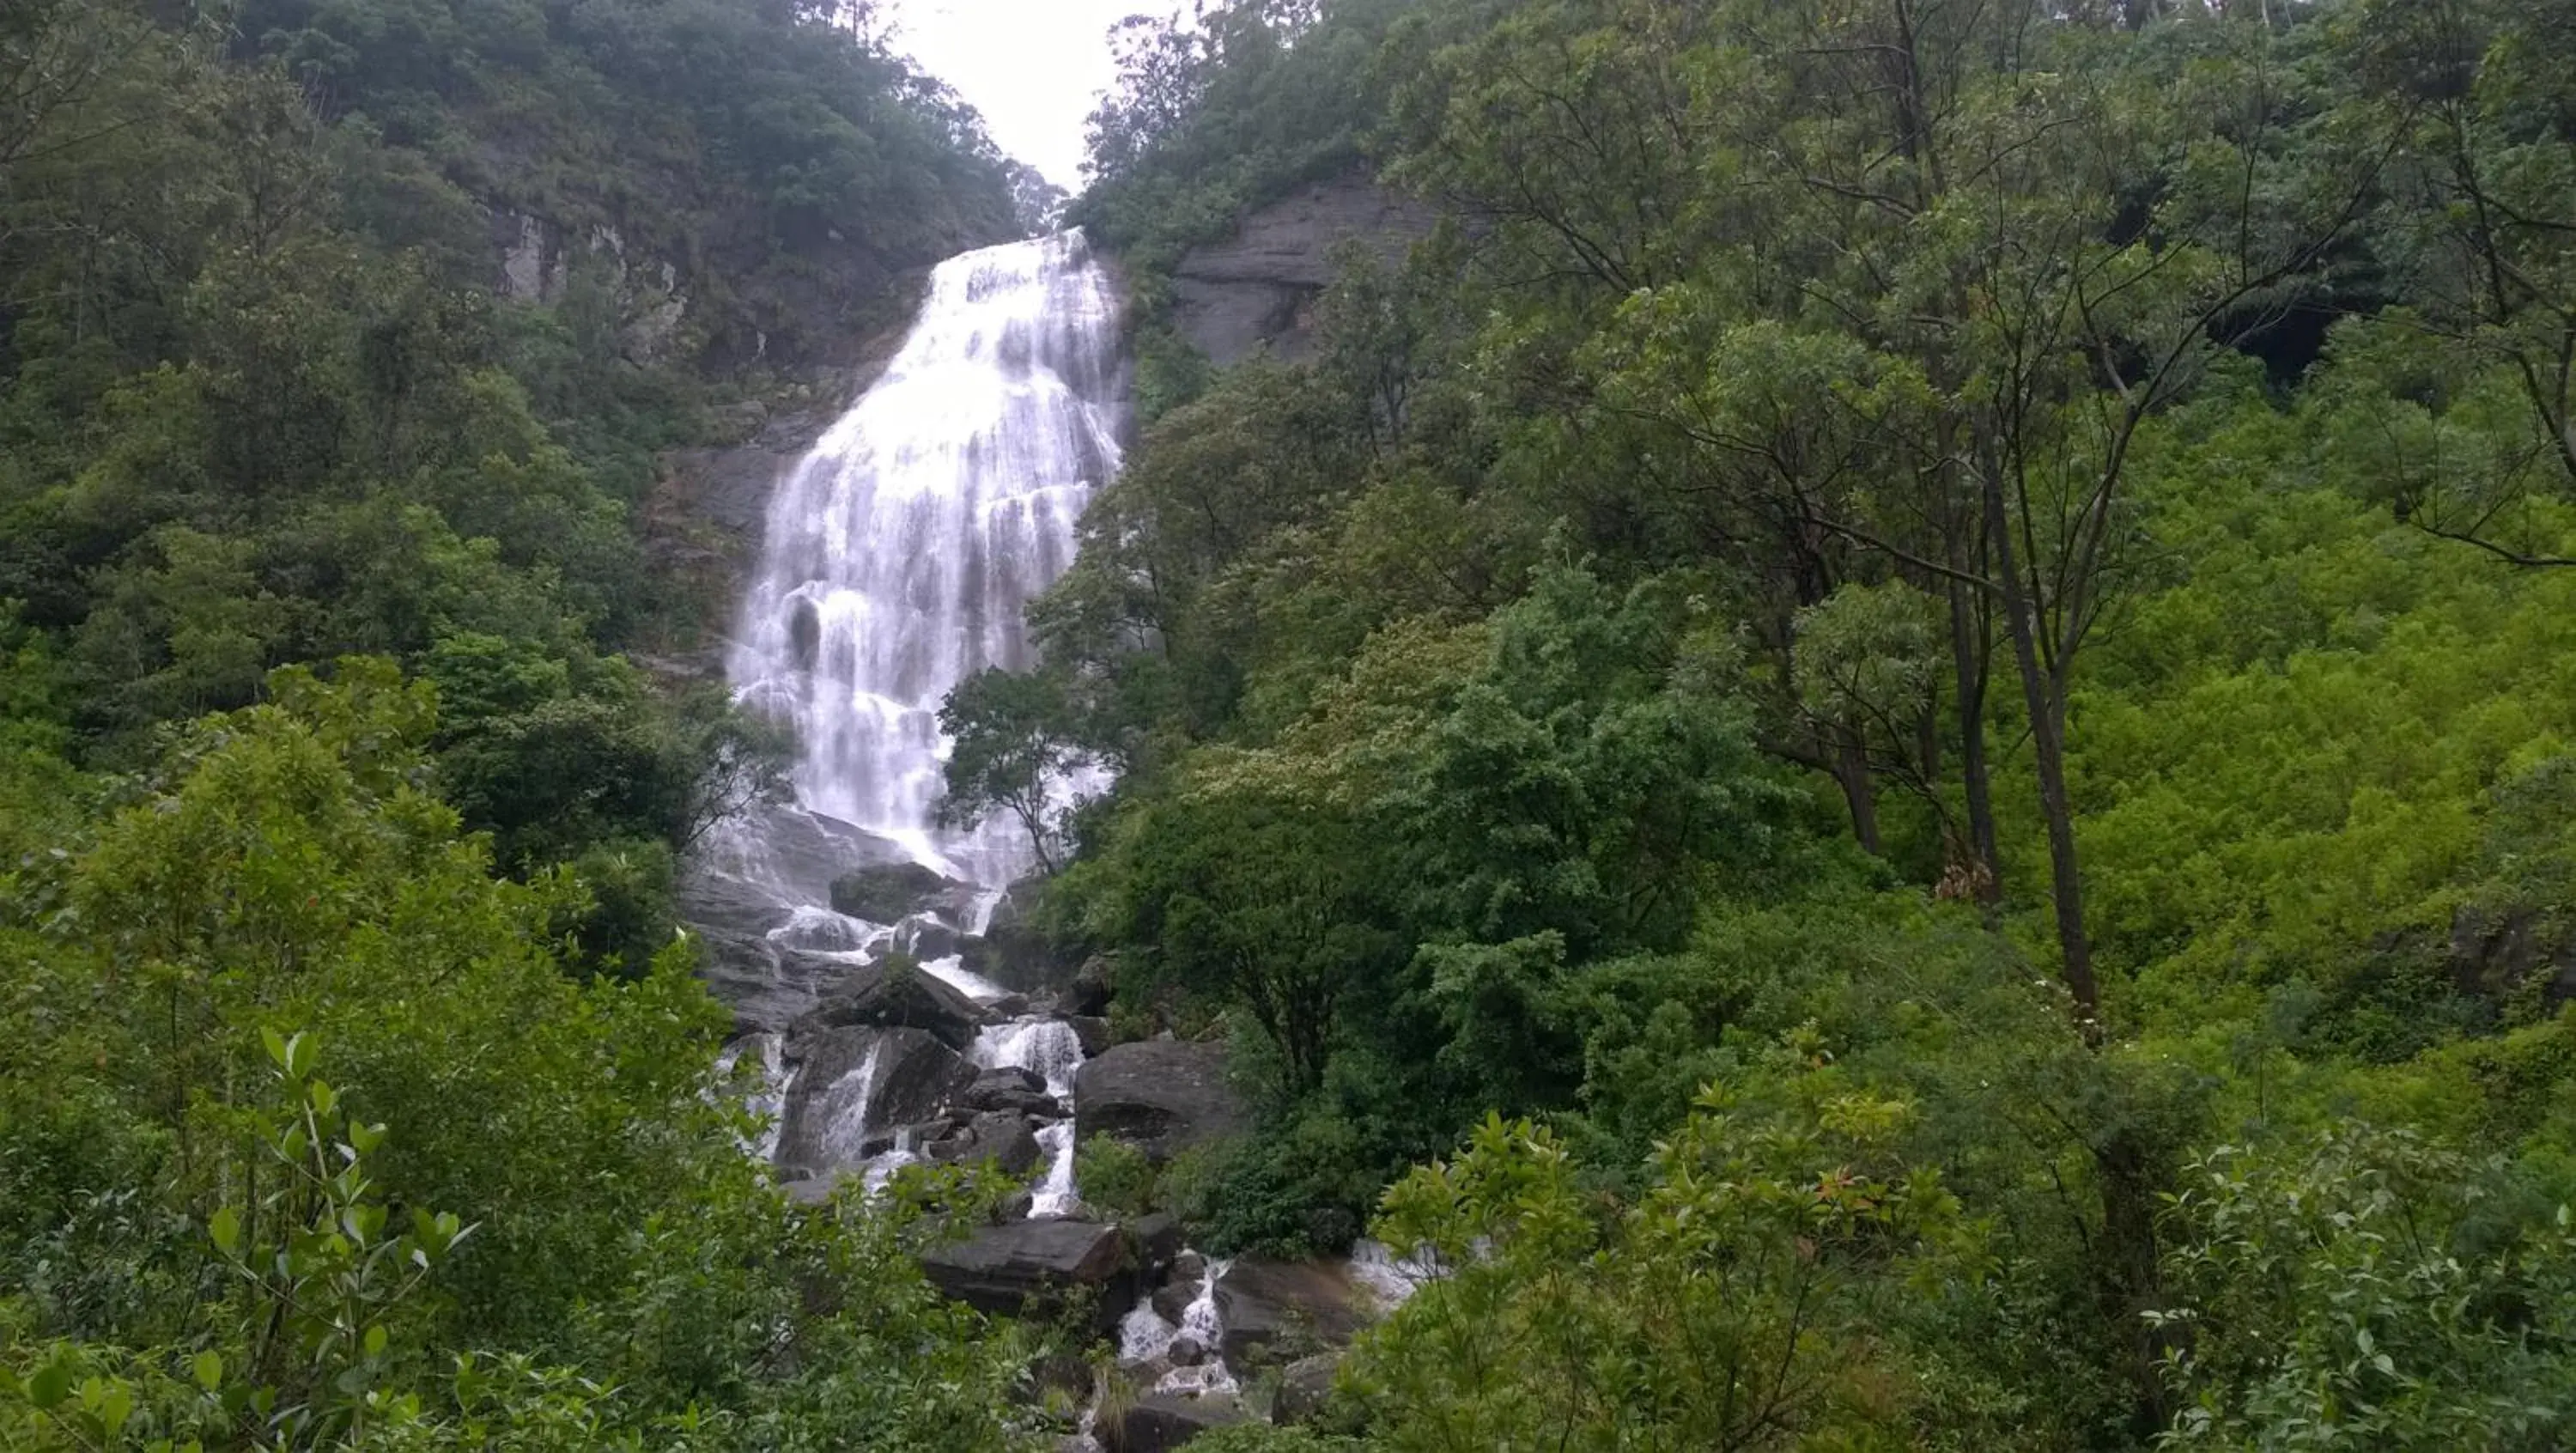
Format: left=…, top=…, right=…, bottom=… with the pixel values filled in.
left=883, top=0, right=1154, bottom=189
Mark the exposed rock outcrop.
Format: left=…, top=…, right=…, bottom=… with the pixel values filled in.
left=1109, top=1395, right=1248, bottom=1453
left=1073, top=1040, right=1247, bottom=1164
left=678, top=807, right=910, bottom=1018
left=920, top=1219, right=1133, bottom=1330
left=1213, top=1257, right=1369, bottom=1365
left=945, top=1110, right=1042, bottom=1176
left=788, top=958, right=993, bottom=1053
left=830, top=860, right=958, bottom=923
left=960, top=1067, right=1055, bottom=1116
left=775, top=1025, right=975, bottom=1175
left=489, top=210, right=693, bottom=364
left=1170, top=174, right=1437, bottom=366
left=2448, top=903, right=2576, bottom=1003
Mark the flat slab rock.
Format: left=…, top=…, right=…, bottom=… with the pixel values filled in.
left=920, top=1219, right=1134, bottom=1331
left=1072, top=1039, right=1246, bottom=1164
left=1109, top=1393, right=1249, bottom=1453
left=1215, top=1255, right=1371, bottom=1365
left=787, top=958, right=993, bottom=1053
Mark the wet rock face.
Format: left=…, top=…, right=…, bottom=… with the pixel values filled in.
left=959, top=1066, right=1054, bottom=1116
left=961, top=1111, right=1042, bottom=1176
left=789, top=958, right=993, bottom=1053
left=960, top=921, right=1070, bottom=995
left=678, top=806, right=913, bottom=1032
left=919, top=1219, right=1134, bottom=1331
left=774, top=1025, right=975, bottom=1176
left=1169, top=173, right=1438, bottom=366
left=829, top=860, right=958, bottom=922
left=1109, top=1394, right=1249, bottom=1453
left=1073, top=1040, right=1248, bottom=1165
left=1213, top=1257, right=1369, bottom=1365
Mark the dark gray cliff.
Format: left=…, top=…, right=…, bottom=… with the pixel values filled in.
left=1170, top=175, right=1437, bottom=367
left=635, top=283, right=927, bottom=683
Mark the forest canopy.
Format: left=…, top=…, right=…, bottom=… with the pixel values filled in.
left=950, top=0, right=2576, bottom=1444
left=15, top=0, right=2576, bottom=1447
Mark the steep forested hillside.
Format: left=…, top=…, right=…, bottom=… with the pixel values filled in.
left=1, top=2, right=1047, bottom=1447
left=16, top=0, right=2576, bottom=1448
left=1, top=0, right=1025, bottom=961
left=936, top=0, right=2576, bottom=1445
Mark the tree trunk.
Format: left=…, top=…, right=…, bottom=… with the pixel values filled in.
left=1946, top=571, right=2002, bottom=905
left=2096, top=1127, right=2172, bottom=1432
left=1983, top=473, right=2099, bottom=1030
left=1835, top=735, right=1881, bottom=855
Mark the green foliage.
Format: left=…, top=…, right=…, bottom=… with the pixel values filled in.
left=1072, top=1134, right=1157, bottom=1220
left=2153, top=1128, right=2576, bottom=1449
left=1074, top=1, right=1402, bottom=275
left=936, top=666, right=1093, bottom=874
left=1048, top=0, right=2576, bottom=1437
left=1351, top=1079, right=1968, bottom=1450
left=0, top=666, right=1033, bottom=1450
left=192, top=1030, right=473, bottom=1446
left=1179, top=1427, right=1364, bottom=1453
left=0, top=0, right=984, bottom=947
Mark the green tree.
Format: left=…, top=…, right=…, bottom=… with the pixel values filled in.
left=935, top=665, right=1091, bottom=874
left=1352, top=1079, right=1966, bottom=1451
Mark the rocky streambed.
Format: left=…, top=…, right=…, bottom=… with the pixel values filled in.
left=685, top=813, right=1431, bottom=1448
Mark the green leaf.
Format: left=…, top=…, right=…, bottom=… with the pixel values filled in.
left=261, top=1025, right=290, bottom=1072
left=191, top=1350, right=222, bottom=1392
left=363, top=1324, right=387, bottom=1359
left=26, top=1360, right=70, bottom=1410
left=209, top=1206, right=240, bottom=1257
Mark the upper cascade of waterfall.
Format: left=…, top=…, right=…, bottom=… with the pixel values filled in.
left=731, top=231, right=1126, bottom=887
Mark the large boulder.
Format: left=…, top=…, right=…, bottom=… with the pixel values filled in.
left=920, top=1219, right=1133, bottom=1330
left=677, top=806, right=910, bottom=1030
left=702, top=805, right=905, bottom=907
left=1128, top=1213, right=1185, bottom=1283
left=1109, top=1395, right=1248, bottom=1453
left=1066, top=1015, right=1111, bottom=1056
left=829, top=860, right=957, bottom=923
left=788, top=958, right=992, bottom=1052
left=1272, top=1353, right=1341, bottom=1426
left=775, top=1026, right=975, bottom=1175
left=1214, top=1257, right=1370, bottom=1365
left=1074, top=1040, right=1246, bottom=1164
left=963, top=1111, right=1042, bottom=1176
left=1063, top=956, right=1115, bottom=1017
left=959, top=1067, right=1054, bottom=1116
left=960, top=922, right=1067, bottom=994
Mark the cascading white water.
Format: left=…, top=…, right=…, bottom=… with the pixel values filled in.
left=731, top=231, right=1125, bottom=886
left=972, top=1018, right=1086, bottom=1098
left=704, top=231, right=1122, bottom=1200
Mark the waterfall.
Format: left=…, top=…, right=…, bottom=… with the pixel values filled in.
left=697, top=230, right=1123, bottom=1198
left=972, top=1018, right=1086, bottom=1098
left=730, top=231, right=1125, bottom=887
left=810, top=1037, right=887, bottom=1171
